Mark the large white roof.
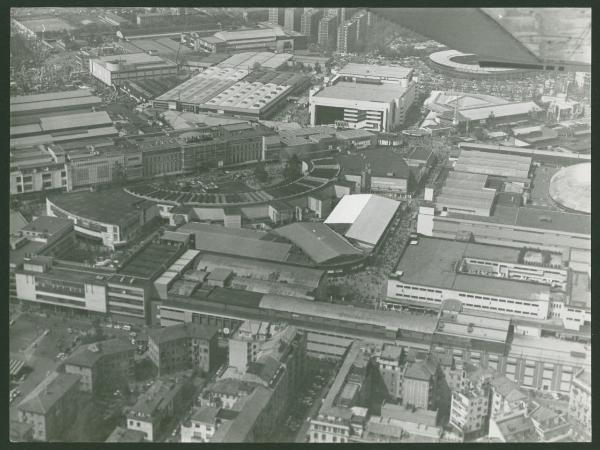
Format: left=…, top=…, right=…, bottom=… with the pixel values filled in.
left=324, top=194, right=372, bottom=225
left=325, top=194, right=400, bottom=247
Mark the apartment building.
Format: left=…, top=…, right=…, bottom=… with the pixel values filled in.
left=147, top=322, right=219, bottom=376
left=17, top=372, right=81, bottom=441
left=64, top=338, right=135, bottom=394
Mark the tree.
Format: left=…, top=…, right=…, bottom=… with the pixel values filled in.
left=252, top=61, right=262, bottom=72
left=112, top=161, right=126, bottom=186
left=486, top=111, right=496, bottom=129
left=283, top=154, right=302, bottom=180
left=254, top=162, right=268, bottom=182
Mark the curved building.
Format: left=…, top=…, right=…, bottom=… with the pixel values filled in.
left=428, top=49, right=524, bottom=79
left=549, top=163, right=591, bottom=214
left=46, top=189, right=160, bottom=249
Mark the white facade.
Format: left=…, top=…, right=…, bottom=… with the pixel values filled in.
left=310, top=83, right=415, bottom=132
left=15, top=271, right=108, bottom=313
left=46, top=198, right=124, bottom=249
left=127, top=417, right=154, bottom=441
left=386, top=279, right=550, bottom=320
left=450, top=389, right=489, bottom=436
left=180, top=420, right=216, bottom=443
left=89, top=54, right=178, bottom=87
left=309, top=415, right=351, bottom=443
left=11, top=165, right=68, bottom=195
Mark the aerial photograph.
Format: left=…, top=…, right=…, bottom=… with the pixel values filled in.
left=8, top=6, right=591, bottom=443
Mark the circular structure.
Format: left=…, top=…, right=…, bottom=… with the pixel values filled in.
left=549, top=163, right=591, bottom=214
left=125, top=157, right=341, bottom=207
left=428, top=49, right=524, bottom=79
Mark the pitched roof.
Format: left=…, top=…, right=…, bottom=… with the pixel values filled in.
left=273, top=222, right=363, bottom=264
left=177, top=222, right=292, bottom=262
left=65, top=338, right=135, bottom=368
left=404, top=358, right=437, bottom=381
left=18, top=372, right=80, bottom=415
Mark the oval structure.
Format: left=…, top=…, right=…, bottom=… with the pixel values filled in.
left=548, top=163, right=591, bottom=214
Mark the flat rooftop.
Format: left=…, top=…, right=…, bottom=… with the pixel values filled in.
left=259, top=294, right=439, bottom=335
left=447, top=204, right=591, bottom=236
left=217, top=51, right=293, bottom=70
left=196, top=252, right=325, bottom=289
left=459, top=101, right=542, bottom=121
left=314, top=81, right=406, bottom=103
left=337, top=148, right=411, bottom=179
left=119, top=242, right=181, bottom=279
left=94, top=52, right=176, bottom=70
left=10, top=95, right=102, bottom=115
left=395, top=237, right=551, bottom=302
left=22, top=216, right=72, bottom=236
left=338, top=63, right=413, bottom=79
left=455, top=149, right=532, bottom=179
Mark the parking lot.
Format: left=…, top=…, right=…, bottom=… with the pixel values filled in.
left=530, top=164, right=562, bottom=210
left=268, top=358, right=337, bottom=442
left=9, top=309, right=149, bottom=419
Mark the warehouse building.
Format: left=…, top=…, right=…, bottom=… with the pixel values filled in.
left=417, top=202, right=591, bottom=257
left=456, top=142, right=590, bottom=166
left=10, top=90, right=102, bottom=125
left=421, top=90, right=542, bottom=131
left=310, top=64, right=416, bottom=131
left=216, top=51, right=293, bottom=70
left=273, top=221, right=366, bottom=271
left=386, top=237, right=559, bottom=320
left=435, top=172, right=497, bottom=217
left=89, top=53, right=178, bottom=86
left=454, top=149, right=532, bottom=182
left=175, top=222, right=293, bottom=263
left=10, top=111, right=118, bottom=149
left=324, top=194, right=400, bottom=250
left=195, top=27, right=304, bottom=54
left=153, top=67, right=309, bottom=119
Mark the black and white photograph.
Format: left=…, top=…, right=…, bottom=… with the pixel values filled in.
left=8, top=6, right=591, bottom=444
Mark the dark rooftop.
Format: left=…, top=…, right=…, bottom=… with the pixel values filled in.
left=337, top=148, right=411, bottom=179
left=48, top=189, right=156, bottom=227
left=22, top=216, right=72, bottom=236
left=147, top=321, right=218, bottom=345
left=65, top=338, right=135, bottom=369
left=105, top=426, right=146, bottom=443
left=119, top=242, right=182, bottom=279
left=273, top=222, right=363, bottom=265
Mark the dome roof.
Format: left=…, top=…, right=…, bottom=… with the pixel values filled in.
left=548, top=163, right=591, bottom=214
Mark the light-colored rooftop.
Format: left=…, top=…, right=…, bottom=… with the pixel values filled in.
left=155, top=67, right=248, bottom=104
left=314, top=81, right=406, bottom=103
left=548, top=163, right=590, bottom=214
left=455, top=149, right=532, bottom=179
left=395, top=237, right=551, bottom=301
left=459, top=101, right=542, bottom=122
left=338, top=63, right=413, bottom=80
